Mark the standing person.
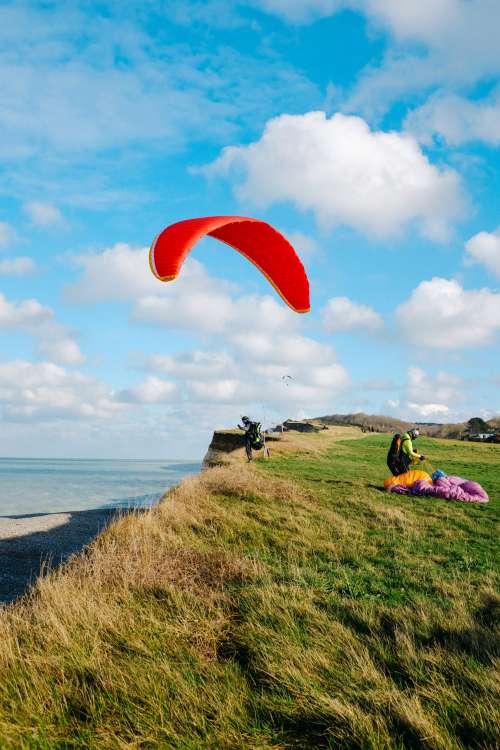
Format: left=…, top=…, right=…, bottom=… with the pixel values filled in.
left=401, top=428, right=425, bottom=471
left=238, top=416, right=269, bottom=461
left=387, top=428, right=425, bottom=476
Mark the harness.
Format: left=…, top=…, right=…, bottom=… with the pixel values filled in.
left=247, top=421, right=264, bottom=449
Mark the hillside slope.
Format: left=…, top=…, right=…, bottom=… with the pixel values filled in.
left=0, top=429, right=498, bottom=749
left=317, top=412, right=500, bottom=439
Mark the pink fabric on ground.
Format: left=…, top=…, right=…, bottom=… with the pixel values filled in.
left=389, top=475, right=489, bottom=503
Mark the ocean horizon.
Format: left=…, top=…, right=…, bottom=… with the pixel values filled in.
left=0, top=457, right=202, bottom=517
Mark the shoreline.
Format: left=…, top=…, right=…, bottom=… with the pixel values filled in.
left=0, top=508, right=118, bottom=605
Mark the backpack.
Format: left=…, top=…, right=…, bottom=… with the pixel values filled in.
left=247, top=421, right=264, bottom=450
left=387, top=433, right=402, bottom=467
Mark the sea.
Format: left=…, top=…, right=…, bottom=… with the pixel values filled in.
left=0, top=458, right=202, bottom=517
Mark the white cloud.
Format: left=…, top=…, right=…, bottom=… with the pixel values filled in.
left=38, top=337, right=85, bottom=367
left=66, top=244, right=160, bottom=302
left=144, top=333, right=349, bottom=415
left=248, top=0, right=342, bottom=22
left=344, top=1, right=500, bottom=117
left=406, top=90, right=500, bottom=147
left=251, top=0, right=462, bottom=30
left=232, top=332, right=332, bottom=365
left=0, top=360, right=120, bottom=421
left=134, top=289, right=234, bottom=334
left=406, top=366, right=464, bottom=405
left=360, top=0, right=463, bottom=42
left=0, top=293, right=84, bottom=365
left=406, top=402, right=450, bottom=418
left=383, top=365, right=469, bottom=423
left=67, top=247, right=241, bottom=335
left=148, top=350, right=234, bottom=380
left=117, top=376, right=178, bottom=404
left=187, top=378, right=245, bottom=402
left=0, top=3, right=318, bottom=162
left=285, top=230, right=320, bottom=258
left=25, top=201, right=63, bottom=227
left=322, top=296, right=383, bottom=332
left=69, top=243, right=350, bottom=418
left=464, top=229, right=500, bottom=279
left=134, top=273, right=292, bottom=337
left=0, top=222, right=15, bottom=248
left=396, top=278, right=500, bottom=349
left=0, top=294, right=53, bottom=329
left=205, top=111, right=465, bottom=240
left=252, top=2, right=500, bottom=136
left=0, top=257, right=36, bottom=276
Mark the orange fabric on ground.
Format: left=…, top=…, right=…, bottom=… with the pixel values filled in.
left=384, top=469, right=432, bottom=490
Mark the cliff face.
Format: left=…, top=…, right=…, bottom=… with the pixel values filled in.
left=202, top=429, right=283, bottom=467
left=203, top=430, right=246, bottom=467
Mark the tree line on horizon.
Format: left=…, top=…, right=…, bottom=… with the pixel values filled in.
left=315, top=413, right=500, bottom=440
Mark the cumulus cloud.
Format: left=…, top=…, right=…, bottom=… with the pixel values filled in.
left=249, top=0, right=474, bottom=36
left=187, top=378, right=247, bottom=403
left=116, top=376, right=178, bottom=404
left=285, top=230, right=320, bottom=258
left=0, top=293, right=84, bottom=365
left=406, top=366, right=464, bottom=405
left=382, top=365, right=471, bottom=423
left=205, top=112, right=465, bottom=240
left=464, top=229, right=500, bottom=279
left=66, top=244, right=161, bottom=302
left=0, top=294, right=53, bottom=330
left=148, top=350, right=234, bottom=380
left=146, top=329, right=349, bottom=416
left=395, top=278, right=500, bottom=349
left=344, top=1, right=500, bottom=117
left=232, top=332, right=333, bottom=365
left=67, top=240, right=351, bottom=418
left=406, top=90, right=500, bottom=147
left=0, top=361, right=120, bottom=421
left=66, top=246, right=241, bottom=335
left=0, top=3, right=318, bottom=163
left=322, top=296, right=383, bottom=332
left=25, top=201, right=63, bottom=227
left=406, top=402, right=450, bottom=419
left=140, top=321, right=349, bottom=415
left=248, top=0, right=342, bottom=22
left=0, top=257, right=36, bottom=276
left=248, top=0, right=500, bottom=111
left=134, top=272, right=293, bottom=336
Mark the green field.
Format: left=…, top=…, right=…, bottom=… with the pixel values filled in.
left=0, top=432, right=498, bottom=749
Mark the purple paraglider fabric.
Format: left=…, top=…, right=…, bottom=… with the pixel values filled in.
left=390, top=474, right=489, bottom=504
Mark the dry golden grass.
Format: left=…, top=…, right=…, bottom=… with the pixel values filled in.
left=0, top=429, right=497, bottom=749
left=211, top=424, right=363, bottom=467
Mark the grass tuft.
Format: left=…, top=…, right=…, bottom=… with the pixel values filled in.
left=0, top=429, right=498, bottom=748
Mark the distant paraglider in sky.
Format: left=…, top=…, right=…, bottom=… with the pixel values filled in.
left=149, top=216, right=310, bottom=313
left=281, top=375, right=293, bottom=386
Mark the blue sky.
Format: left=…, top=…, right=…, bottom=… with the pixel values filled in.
left=0, top=0, right=499, bottom=458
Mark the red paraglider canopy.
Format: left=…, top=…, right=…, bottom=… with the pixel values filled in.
left=149, top=216, right=310, bottom=313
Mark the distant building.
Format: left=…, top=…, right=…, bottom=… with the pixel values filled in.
left=468, top=432, right=496, bottom=442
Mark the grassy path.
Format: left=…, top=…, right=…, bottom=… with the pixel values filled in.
left=0, top=430, right=498, bottom=749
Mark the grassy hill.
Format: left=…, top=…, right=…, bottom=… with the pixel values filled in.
left=316, top=413, right=500, bottom=439
left=0, top=428, right=498, bottom=749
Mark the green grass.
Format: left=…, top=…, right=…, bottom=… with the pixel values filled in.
left=0, top=433, right=498, bottom=749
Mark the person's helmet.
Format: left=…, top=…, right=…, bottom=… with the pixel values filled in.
left=241, top=416, right=250, bottom=424
left=409, top=428, right=420, bottom=439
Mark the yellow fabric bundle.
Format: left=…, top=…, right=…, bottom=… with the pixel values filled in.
left=384, top=469, right=432, bottom=490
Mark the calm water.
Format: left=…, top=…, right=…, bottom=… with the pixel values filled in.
left=0, top=458, right=202, bottom=516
